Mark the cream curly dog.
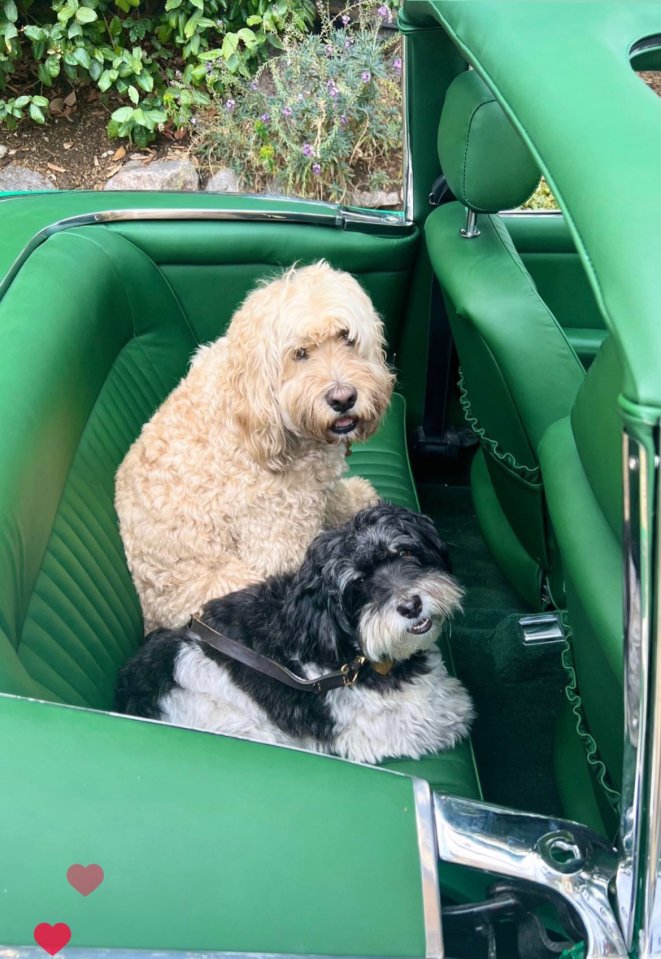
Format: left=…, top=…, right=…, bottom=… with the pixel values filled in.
left=116, top=262, right=394, bottom=632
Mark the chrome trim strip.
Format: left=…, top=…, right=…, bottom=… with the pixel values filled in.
left=630, top=35, right=661, bottom=58
left=616, top=427, right=661, bottom=958
left=401, top=31, right=414, bottom=224
left=616, top=433, right=649, bottom=949
left=0, top=204, right=410, bottom=302
left=0, top=951, right=426, bottom=959
left=412, top=778, right=444, bottom=959
left=433, top=793, right=627, bottom=958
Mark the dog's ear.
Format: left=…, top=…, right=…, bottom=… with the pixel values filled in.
left=285, top=528, right=356, bottom=657
left=225, top=299, right=291, bottom=472
left=409, top=512, right=453, bottom=572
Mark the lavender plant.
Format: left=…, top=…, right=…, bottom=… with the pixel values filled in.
left=192, top=1, right=402, bottom=203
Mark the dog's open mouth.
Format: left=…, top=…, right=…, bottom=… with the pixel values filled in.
left=406, top=616, right=433, bottom=635
left=330, top=415, right=358, bottom=436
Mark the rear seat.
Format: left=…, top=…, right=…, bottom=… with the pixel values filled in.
left=0, top=224, right=481, bottom=806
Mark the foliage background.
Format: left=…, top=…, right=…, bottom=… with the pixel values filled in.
left=0, top=0, right=317, bottom=141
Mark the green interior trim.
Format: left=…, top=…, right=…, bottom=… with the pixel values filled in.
left=558, top=611, right=621, bottom=816
left=458, top=369, right=541, bottom=482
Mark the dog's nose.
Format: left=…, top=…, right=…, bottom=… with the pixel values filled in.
left=325, top=385, right=357, bottom=412
left=397, top=595, right=422, bottom=619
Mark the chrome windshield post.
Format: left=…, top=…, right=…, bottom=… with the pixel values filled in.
left=616, top=427, right=661, bottom=958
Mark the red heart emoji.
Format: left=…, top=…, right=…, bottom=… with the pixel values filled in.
left=66, top=863, right=104, bottom=896
left=34, top=922, right=71, bottom=956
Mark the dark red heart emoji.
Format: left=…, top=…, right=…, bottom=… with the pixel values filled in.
left=66, top=863, right=104, bottom=896
left=34, top=922, right=71, bottom=956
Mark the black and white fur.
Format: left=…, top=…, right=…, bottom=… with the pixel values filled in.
left=115, top=504, right=474, bottom=764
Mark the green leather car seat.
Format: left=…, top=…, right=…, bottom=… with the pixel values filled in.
left=0, top=223, right=481, bottom=815
left=539, top=335, right=624, bottom=830
left=425, top=70, right=585, bottom=608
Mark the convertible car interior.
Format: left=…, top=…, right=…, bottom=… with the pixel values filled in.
left=1, top=1, right=658, bottom=957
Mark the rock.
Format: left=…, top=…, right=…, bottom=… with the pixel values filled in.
left=0, top=164, right=53, bottom=191
left=0, top=145, right=8, bottom=160
left=349, top=188, right=401, bottom=210
left=104, top=157, right=199, bottom=191
left=205, top=167, right=240, bottom=193
left=263, top=178, right=287, bottom=196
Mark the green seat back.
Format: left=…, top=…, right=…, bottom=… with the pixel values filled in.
left=539, top=336, right=624, bottom=815
left=0, top=227, right=198, bottom=706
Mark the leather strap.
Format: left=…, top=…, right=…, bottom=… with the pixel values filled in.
left=187, top=618, right=367, bottom=695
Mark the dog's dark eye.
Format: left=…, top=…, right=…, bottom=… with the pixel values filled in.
left=398, top=549, right=414, bottom=559
left=293, top=347, right=308, bottom=360
left=339, top=331, right=356, bottom=346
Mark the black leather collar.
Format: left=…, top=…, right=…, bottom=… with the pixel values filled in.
left=187, top=617, right=367, bottom=695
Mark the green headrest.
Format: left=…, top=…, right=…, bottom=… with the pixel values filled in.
left=438, top=71, right=540, bottom=213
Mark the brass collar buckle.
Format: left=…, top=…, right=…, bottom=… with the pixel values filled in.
left=341, top=655, right=367, bottom=687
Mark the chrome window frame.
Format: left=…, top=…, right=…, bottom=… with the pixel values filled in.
left=616, top=426, right=661, bottom=959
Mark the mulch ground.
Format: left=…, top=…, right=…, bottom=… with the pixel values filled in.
left=0, top=88, right=186, bottom=190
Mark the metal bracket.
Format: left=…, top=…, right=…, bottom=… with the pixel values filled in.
left=433, top=794, right=627, bottom=959
left=519, top=613, right=565, bottom=647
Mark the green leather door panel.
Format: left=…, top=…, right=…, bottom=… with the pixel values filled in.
left=0, top=694, right=433, bottom=955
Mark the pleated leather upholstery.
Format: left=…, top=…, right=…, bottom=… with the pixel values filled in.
left=0, top=226, right=419, bottom=709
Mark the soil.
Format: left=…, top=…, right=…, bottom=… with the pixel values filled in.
left=0, top=88, right=186, bottom=190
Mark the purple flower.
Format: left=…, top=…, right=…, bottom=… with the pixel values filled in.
left=340, top=113, right=348, bottom=126
left=205, top=61, right=213, bottom=73
left=282, top=105, right=293, bottom=117
left=325, top=43, right=333, bottom=57
left=312, top=162, right=321, bottom=176
left=344, top=38, right=353, bottom=49
left=225, top=98, right=235, bottom=112
left=260, top=112, right=271, bottom=123
left=341, top=14, right=350, bottom=25
left=302, top=143, right=314, bottom=157
left=327, top=79, right=339, bottom=98
left=377, top=4, right=391, bottom=19
left=250, top=80, right=259, bottom=91
left=361, top=70, right=371, bottom=83
left=392, top=57, right=402, bottom=73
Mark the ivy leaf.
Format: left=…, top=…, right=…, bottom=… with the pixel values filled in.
left=29, top=102, right=46, bottom=123
left=23, top=24, right=47, bottom=40
left=111, top=104, right=134, bottom=122
left=75, top=6, right=98, bottom=23
left=128, top=83, right=139, bottom=104
left=220, top=31, right=238, bottom=58
left=135, top=70, right=153, bottom=91
left=56, top=2, right=76, bottom=21
left=14, top=94, right=30, bottom=107
left=3, top=0, right=18, bottom=22
left=98, top=67, right=117, bottom=90
left=32, top=95, right=49, bottom=107
left=183, top=10, right=201, bottom=38
left=73, top=45, right=91, bottom=68
left=45, top=54, right=61, bottom=76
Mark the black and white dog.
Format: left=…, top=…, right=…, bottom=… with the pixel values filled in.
left=115, top=504, right=474, bottom=764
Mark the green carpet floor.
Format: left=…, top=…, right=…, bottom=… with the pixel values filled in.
left=419, top=481, right=566, bottom=816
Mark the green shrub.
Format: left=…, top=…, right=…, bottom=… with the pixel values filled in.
left=0, top=0, right=315, bottom=142
left=192, top=1, right=402, bottom=201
